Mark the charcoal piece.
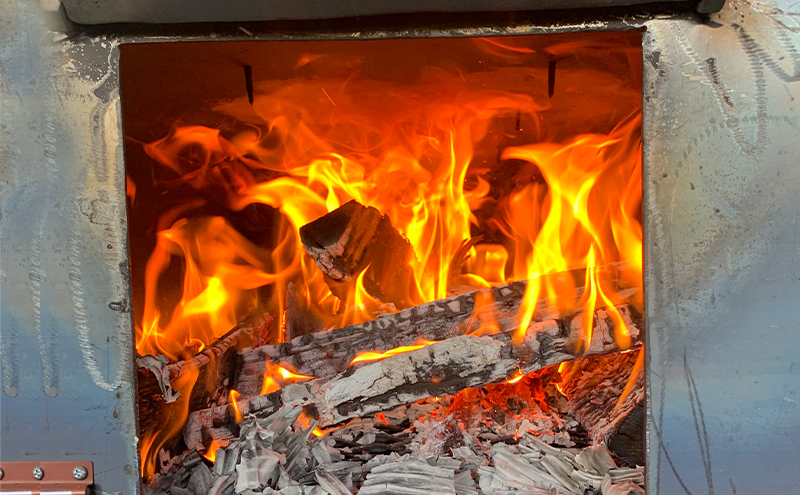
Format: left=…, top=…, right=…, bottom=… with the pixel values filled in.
left=187, top=463, right=213, bottom=495
left=314, top=469, right=351, bottom=495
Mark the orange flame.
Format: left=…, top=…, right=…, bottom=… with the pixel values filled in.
left=229, top=389, right=243, bottom=424
left=138, top=363, right=199, bottom=479
left=129, top=35, right=642, bottom=480
left=201, top=439, right=221, bottom=462
left=349, top=339, right=437, bottom=365
left=261, top=363, right=315, bottom=395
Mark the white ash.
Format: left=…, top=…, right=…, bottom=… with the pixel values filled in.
left=148, top=396, right=643, bottom=495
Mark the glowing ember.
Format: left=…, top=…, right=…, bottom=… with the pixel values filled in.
left=375, top=413, right=390, bottom=425
left=349, top=339, right=437, bottom=365
left=507, top=371, right=525, bottom=384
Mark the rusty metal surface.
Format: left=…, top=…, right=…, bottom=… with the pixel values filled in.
left=642, top=1, right=800, bottom=494
left=0, top=461, right=93, bottom=494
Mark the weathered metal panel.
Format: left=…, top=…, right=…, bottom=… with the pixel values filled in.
left=58, top=0, right=700, bottom=26
left=643, top=2, right=800, bottom=494
left=4, top=0, right=800, bottom=493
left=0, top=3, right=139, bottom=494
left=0, top=5, right=652, bottom=493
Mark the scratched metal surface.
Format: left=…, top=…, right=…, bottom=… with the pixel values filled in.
left=58, top=0, right=696, bottom=26
left=643, top=1, right=800, bottom=494
left=0, top=2, right=139, bottom=494
left=2, top=0, right=799, bottom=494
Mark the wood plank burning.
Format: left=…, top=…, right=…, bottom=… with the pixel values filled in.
left=235, top=272, right=634, bottom=397
left=561, top=349, right=645, bottom=466
left=187, top=303, right=641, bottom=450
left=137, top=312, right=273, bottom=437
left=315, top=304, right=642, bottom=426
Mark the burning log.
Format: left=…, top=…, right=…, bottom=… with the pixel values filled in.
left=137, top=312, right=273, bottom=437
left=235, top=268, right=634, bottom=397
left=189, top=303, right=641, bottom=450
left=298, top=199, right=420, bottom=308
left=560, top=349, right=645, bottom=466
left=314, top=304, right=642, bottom=426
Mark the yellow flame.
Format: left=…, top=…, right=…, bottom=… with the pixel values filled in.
left=349, top=339, right=437, bottom=365
left=131, top=41, right=642, bottom=480
left=201, top=439, right=222, bottom=462
left=507, top=371, right=525, bottom=384
left=261, top=363, right=316, bottom=395
left=229, top=389, right=243, bottom=424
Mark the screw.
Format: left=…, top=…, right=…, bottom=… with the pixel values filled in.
left=33, top=466, right=44, bottom=480
left=0, top=467, right=4, bottom=480
left=73, top=466, right=88, bottom=481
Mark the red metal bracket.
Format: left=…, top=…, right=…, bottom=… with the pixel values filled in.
left=0, top=461, right=93, bottom=495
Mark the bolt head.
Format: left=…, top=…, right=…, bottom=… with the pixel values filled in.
left=32, top=466, right=44, bottom=480
left=0, top=467, right=4, bottom=480
left=73, top=466, right=88, bottom=480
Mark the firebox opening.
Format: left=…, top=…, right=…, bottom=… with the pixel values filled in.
left=121, top=30, right=644, bottom=494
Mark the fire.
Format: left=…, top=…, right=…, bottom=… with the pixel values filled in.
left=507, top=371, right=525, bottom=384
left=201, top=439, right=221, bottom=462
left=229, top=389, right=243, bottom=424
left=556, top=362, right=569, bottom=395
left=138, top=363, right=199, bottom=478
left=349, top=339, right=437, bottom=365
left=261, top=363, right=315, bottom=395
left=128, top=35, right=642, bottom=480
left=295, top=409, right=339, bottom=437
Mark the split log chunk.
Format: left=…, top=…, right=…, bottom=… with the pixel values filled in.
left=561, top=349, right=645, bottom=466
left=299, top=199, right=419, bottom=308
left=286, top=282, right=326, bottom=341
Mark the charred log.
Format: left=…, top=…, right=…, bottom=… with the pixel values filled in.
left=236, top=270, right=635, bottom=397
left=560, top=349, right=645, bottom=466
left=136, top=312, right=273, bottom=437
left=286, top=282, right=327, bottom=341
left=315, top=304, right=642, bottom=426
left=190, top=303, right=641, bottom=449
left=299, top=199, right=420, bottom=308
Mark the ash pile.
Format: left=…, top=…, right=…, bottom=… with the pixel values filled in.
left=147, top=358, right=644, bottom=495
